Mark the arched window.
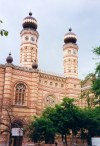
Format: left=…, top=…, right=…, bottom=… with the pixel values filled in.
left=15, top=83, right=26, bottom=105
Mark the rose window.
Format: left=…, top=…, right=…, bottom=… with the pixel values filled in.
left=45, top=95, right=55, bottom=106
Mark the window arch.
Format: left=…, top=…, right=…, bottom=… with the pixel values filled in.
left=15, top=83, right=27, bottom=106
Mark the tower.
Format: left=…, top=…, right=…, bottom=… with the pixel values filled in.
left=20, top=12, right=39, bottom=68
left=63, top=28, right=78, bottom=78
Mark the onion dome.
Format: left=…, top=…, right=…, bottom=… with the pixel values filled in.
left=64, top=28, right=77, bottom=44
left=22, top=12, right=37, bottom=30
left=32, top=62, right=38, bottom=69
left=6, top=52, right=13, bottom=63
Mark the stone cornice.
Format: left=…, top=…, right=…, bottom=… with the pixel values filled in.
left=0, top=63, right=38, bottom=73
left=63, top=43, right=78, bottom=50
left=20, top=43, right=38, bottom=47
left=0, top=64, right=5, bottom=68
left=20, top=28, right=39, bottom=38
left=39, top=69, right=66, bottom=82
left=66, top=77, right=80, bottom=81
left=0, top=64, right=65, bottom=81
left=0, top=64, right=80, bottom=82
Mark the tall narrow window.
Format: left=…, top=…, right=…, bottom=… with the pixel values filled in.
left=15, top=83, right=26, bottom=105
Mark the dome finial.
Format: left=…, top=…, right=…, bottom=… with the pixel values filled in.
left=64, top=28, right=77, bottom=44
left=69, top=27, right=72, bottom=32
left=32, top=60, right=38, bottom=69
left=6, top=52, right=13, bottom=64
left=23, top=12, right=38, bottom=30
left=9, top=52, right=11, bottom=56
left=29, top=11, right=32, bottom=16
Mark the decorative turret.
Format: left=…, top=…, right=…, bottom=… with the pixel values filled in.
left=32, top=62, right=38, bottom=69
left=63, top=28, right=78, bottom=78
left=20, top=12, right=39, bottom=68
left=64, top=28, right=77, bottom=44
left=22, top=12, right=37, bottom=30
left=6, top=53, right=13, bottom=64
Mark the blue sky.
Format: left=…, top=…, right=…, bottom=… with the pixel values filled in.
left=0, top=0, right=100, bottom=79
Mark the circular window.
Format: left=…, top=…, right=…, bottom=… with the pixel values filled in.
left=73, top=50, right=77, bottom=55
left=31, top=37, right=35, bottom=42
left=45, top=95, right=55, bottom=106
left=25, top=36, right=29, bottom=41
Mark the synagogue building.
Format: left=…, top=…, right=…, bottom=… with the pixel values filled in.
left=0, top=12, right=81, bottom=145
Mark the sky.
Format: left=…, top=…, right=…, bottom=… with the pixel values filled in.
left=0, top=0, right=100, bottom=79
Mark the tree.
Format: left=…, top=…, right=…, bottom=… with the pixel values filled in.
left=61, top=98, right=83, bottom=145
left=80, top=107, right=100, bottom=146
left=43, top=98, right=83, bottom=145
left=43, top=100, right=71, bottom=145
left=28, top=116, right=56, bottom=144
left=92, top=46, right=100, bottom=105
left=0, top=20, right=8, bottom=36
left=93, top=46, right=100, bottom=56
left=0, top=105, right=24, bottom=146
left=80, top=73, right=96, bottom=107
left=0, top=105, right=15, bottom=146
left=28, top=97, right=100, bottom=146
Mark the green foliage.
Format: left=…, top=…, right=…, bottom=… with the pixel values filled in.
left=91, top=47, right=100, bottom=105
left=92, top=78, right=100, bottom=97
left=0, top=20, right=8, bottom=36
left=0, top=30, right=8, bottom=36
left=93, top=46, right=100, bottom=56
left=29, top=117, right=55, bottom=144
left=80, top=107, right=100, bottom=145
left=95, top=64, right=100, bottom=77
left=92, top=78, right=100, bottom=105
left=82, top=47, right=100, bottom=106
left=28, top=97, right=100, bottom=145
left=61, top=98, right=84, bottom=137
left=84, top=73, right=95, bottom=81
left=80, top=90, right=95, bottom=108
left=43, top=104, right=70, bottom=140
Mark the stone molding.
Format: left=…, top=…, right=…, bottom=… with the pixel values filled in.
left=63, top=43, right=78, bottom=50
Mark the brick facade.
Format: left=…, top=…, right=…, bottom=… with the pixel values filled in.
left=0, top=13, right=81, bottom=145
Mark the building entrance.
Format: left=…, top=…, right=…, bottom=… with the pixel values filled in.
left=11, top=120, right=23, bottom=146
left=12, top=136, right=23, bottom=146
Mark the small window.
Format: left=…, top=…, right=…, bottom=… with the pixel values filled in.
left=24, top=56, right=27, bottom=61
left=61, top=84, right=64, bottom=87
left=55, top=83, right=58, bottom=87
left=25, top=36, right=29, bottom=41
left=73, top=59, right=76, bottom=62
left=31, top=37, right=35, bottom=42
left=50, top=82, right=53, bottom=85
left=74, top=70, right=76, bottom=73
left=44, top=81, right=47, bottom=84
left=73, top=50, right=77, bottom=55
left=68, top=50, right=71, bottom=54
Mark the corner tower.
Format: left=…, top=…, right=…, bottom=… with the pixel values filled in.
left=63, top=28, right=78, bottom=78
left=20, top=12, right=39, bottom=68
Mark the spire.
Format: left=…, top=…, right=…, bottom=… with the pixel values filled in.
left=29, top=11, right=32, bottom=16
left=69, top=27, right=72, bottom=32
